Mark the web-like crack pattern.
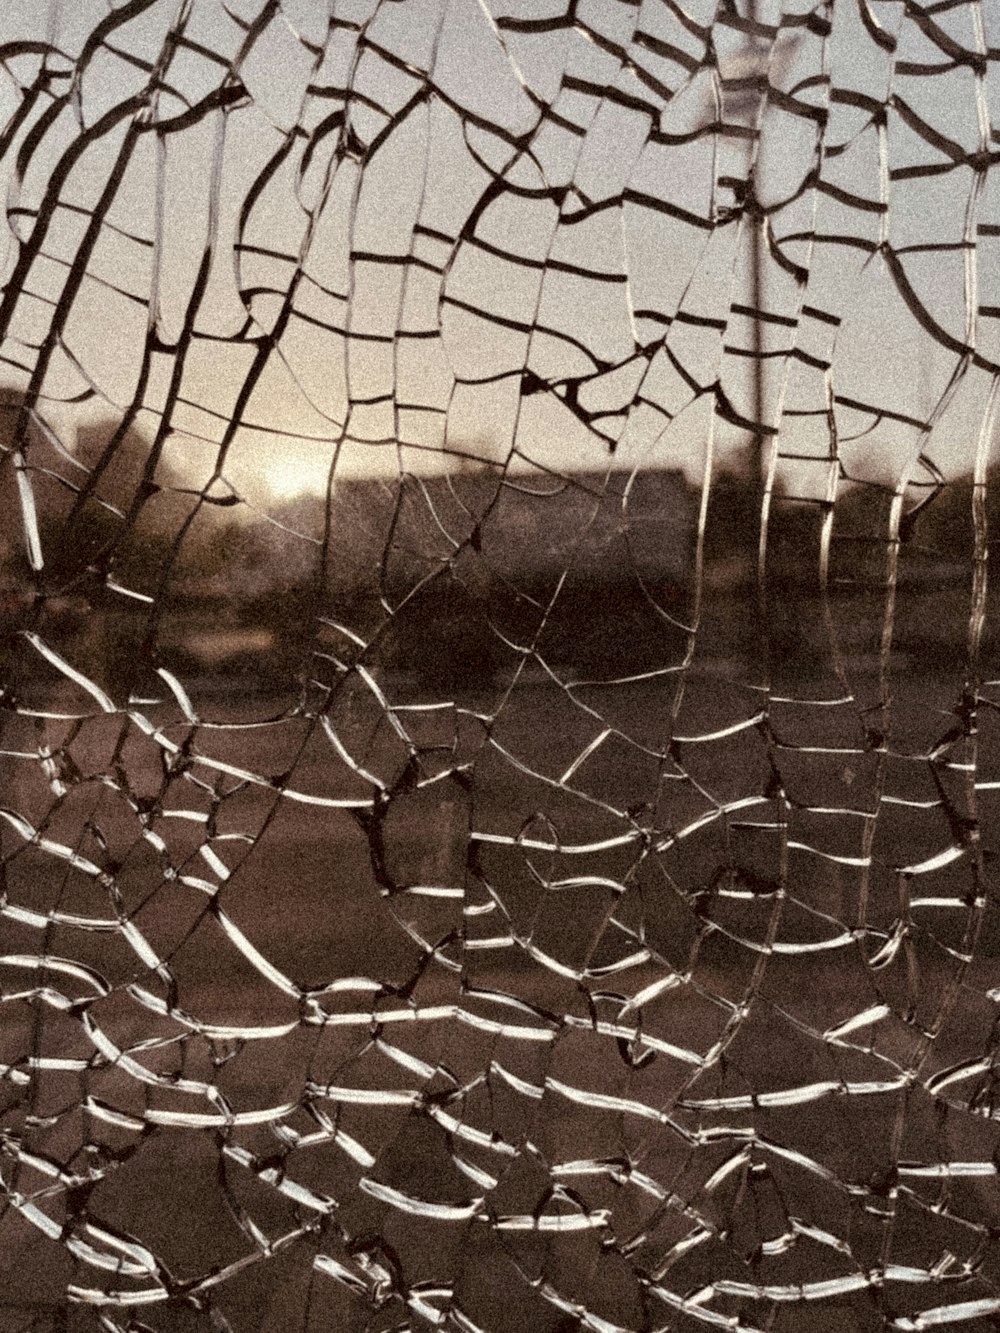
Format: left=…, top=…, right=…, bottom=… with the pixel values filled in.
left=2, top=2, right=1000, bottom=1330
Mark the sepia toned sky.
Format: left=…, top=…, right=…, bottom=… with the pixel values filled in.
left=0, top=0, right=997, bottom=511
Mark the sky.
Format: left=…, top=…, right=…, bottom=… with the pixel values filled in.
left=0, top=0, right=997, bottom=513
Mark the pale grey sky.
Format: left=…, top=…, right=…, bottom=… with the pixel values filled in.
left=0, top=0, right=996, bottom=512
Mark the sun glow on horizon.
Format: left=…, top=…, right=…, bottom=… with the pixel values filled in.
left=260, top=446, right=332, bottom=500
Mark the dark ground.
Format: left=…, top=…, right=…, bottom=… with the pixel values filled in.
left=2, top=661, right=1000, bottom=1332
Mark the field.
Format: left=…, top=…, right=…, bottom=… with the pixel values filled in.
left=2, top=654, right=1000, bottom=1332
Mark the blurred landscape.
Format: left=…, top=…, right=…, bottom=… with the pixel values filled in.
left=2, top=0, right=998, bottom=1324
left=0, top=395, right=991, bottom=706
left=4, top=401, right=1000, bottom=1333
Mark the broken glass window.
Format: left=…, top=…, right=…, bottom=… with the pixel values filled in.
left=2, top=2, right=1000, bottom=1330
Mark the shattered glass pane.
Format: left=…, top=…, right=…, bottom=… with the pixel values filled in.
left=2, top=1, right=1000, bottom=1329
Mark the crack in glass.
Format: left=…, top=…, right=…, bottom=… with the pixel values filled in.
left=1, top=1, right=1000, bottom=1330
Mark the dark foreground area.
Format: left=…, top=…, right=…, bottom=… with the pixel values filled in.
left=2, top=663, right=1000, bottom=1333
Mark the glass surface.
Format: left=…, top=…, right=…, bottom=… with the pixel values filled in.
left=1, top=3, right=999, bottom=1330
